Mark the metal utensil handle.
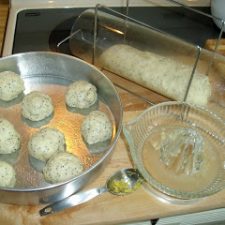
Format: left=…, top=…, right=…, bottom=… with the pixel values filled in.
left=39, top=186, right=107, bottom=216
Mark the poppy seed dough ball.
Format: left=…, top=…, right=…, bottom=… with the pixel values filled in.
left=0, top=118, right=20, bottom=154
left=81, top=110, right=112, bottom=145
left=0, top=160, right=16, bottom=188
left=22, top=91, right=54, bottom=121
left=43, top=152, right=84, bottom=183
left=65, top=80, right=97, bottom=109
left=28, top=127, right=66, bottom=162
left=0, top=71, right=25, bottom=101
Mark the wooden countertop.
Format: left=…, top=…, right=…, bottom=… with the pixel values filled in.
left=0, top=2, right=225, bottom=225
left=0, top=0, right=9, bottom=56
left=0, top=110, right=225, bottom=225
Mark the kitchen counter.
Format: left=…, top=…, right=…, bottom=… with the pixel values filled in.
left=0, top=110, right=225, bottom=225
left=0, top=1, right=225, bottom=225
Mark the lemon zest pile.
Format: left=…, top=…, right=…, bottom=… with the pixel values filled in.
left=109, top=179, right=142, bottom=194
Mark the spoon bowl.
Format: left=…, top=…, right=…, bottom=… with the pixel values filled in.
left=39, top=168, right=143, bottom=216
left=107, top=168, right=143, bottom=195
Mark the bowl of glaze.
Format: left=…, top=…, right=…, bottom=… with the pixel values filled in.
left=123, top=101, right=225, bottom=200
left=0, top=51, right=122, bottom=205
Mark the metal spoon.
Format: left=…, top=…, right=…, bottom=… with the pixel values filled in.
left=39, top=168, right=143, bottom=216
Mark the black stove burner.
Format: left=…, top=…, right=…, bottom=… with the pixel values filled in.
left=13, top=8, right=88, bottom=54
left=13, top=6, right=221, bottom=55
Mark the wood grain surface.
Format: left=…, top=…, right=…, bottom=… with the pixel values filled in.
left=0, top=0, right=9, bottom=56
left=205, top=39, right=225, bottom=56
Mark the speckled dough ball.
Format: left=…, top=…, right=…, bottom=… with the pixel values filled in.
left=0, top=160, right=16, bottom=188
left=28, top=127, right=66, bottom=162
left=65, top=80, right=97, bottom=109
left=0, top=71, right=25, bottom=101
left=81, top=110, right=112, bottom=145
left=43, top=152, right=84, bottom=183
left=22, top=91, right=54, bottom=121
left=0, top=118, right=20, bottom=154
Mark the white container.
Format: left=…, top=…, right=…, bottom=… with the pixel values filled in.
left=211, top=0, right=225, bottom=29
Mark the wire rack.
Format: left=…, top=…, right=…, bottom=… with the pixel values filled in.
left=59, top=0, right=225, bottom=109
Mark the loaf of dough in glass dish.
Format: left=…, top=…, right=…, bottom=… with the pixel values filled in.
left=99, top=44, right=211, bottom=106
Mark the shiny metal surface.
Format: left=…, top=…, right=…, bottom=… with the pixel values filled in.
left=0, top=52, right=123, bottom=205
left=39, top=168, right=143, bottom=216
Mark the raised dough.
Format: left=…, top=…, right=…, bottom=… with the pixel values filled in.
left=81, top=110, right=112, bottom=145
left=0, top=160, right=16, bottom=188
left=99, top=44, right=211, bottom=106
left=65, top=80, right=97, bottom=109
left=28, top=127, right=66, bottom=162
left=0, top=71, right=24, bottom=101
left=43, top=152, right=84, bottom=183
left=22, top=91, right=54, bottom=121
left=0, top=118, right=20, bottom=154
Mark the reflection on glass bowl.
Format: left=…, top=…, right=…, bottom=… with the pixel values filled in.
left=123, top=101, right=225, bottom=200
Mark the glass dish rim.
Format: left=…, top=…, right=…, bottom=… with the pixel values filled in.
left=123, top=101, right=225, bottom=200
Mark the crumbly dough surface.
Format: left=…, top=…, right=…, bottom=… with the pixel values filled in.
left=28, top=127, right=66, bottom=162
left=0, top=71, right=25, bottom=101
left=43, top=152, right=84, bottom=183
left=0, top=118, right=20, bottom=154
left=81, top=110, right=112, bottom=145
left=21, top=91, right=54, bottom=121
left=100, top=44, right=211, bottom=106
left=0, top=160, right=16, bottom=188
left=65, top=80, right=97, bottom=109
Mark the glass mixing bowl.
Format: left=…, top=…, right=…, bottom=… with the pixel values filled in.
left=123, top=101, right=225, bottom=200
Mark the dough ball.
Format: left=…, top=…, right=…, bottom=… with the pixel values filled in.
left=28, top=127, right=66, bottom=162
left=81, top=110, right=112, bottom=145
left=0, top=160, right=16, bottom=188
left=65, top=80, right=97, bottom=109
left=22, top=91, right=54, bottom=121
left=43, top=152, right=84, bottom=183
left=0, top=118, right=20, bottom=154
left=0, top=71, right=25, bottom=101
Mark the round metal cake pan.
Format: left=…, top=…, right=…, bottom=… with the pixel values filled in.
left=0, top=51, right=123, bottom=205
